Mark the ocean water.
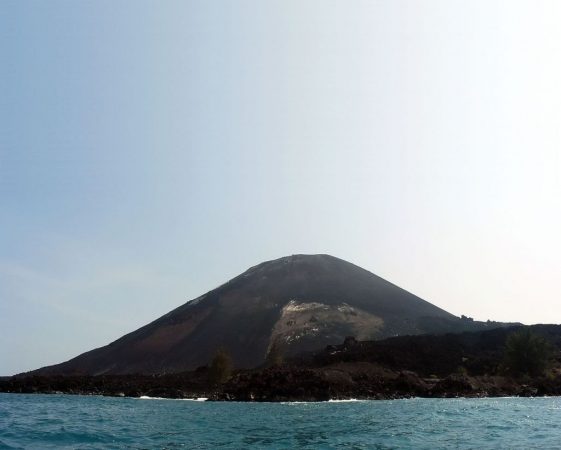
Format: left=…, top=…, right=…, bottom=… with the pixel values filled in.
left=1, top=394, right=561, bottom=449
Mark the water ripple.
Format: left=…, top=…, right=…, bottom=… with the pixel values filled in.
left=2, top=394, right=561, bottom=448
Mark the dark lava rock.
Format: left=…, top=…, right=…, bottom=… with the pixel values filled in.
left=430, top=374, right=476, bottom=397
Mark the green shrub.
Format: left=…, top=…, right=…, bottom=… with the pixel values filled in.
left=502, top=328, right=551, bottom=377
left=265, top=340, right=284, bottom=368
left=208, top=348, right=233, bottom=384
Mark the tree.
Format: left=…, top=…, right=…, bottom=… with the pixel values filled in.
left=208, top=348, right=233, bottom=384
left=265, top=340, right=284, bottom=368
left=502, top=328, right=551, bottom=377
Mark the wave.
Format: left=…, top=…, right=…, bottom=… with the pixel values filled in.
left=280, top=398, right=367, bottom=405
left=138, top=396, right=208, bottom=401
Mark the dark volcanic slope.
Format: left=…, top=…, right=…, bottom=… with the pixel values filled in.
left=31, top=254, right=506, bottom=375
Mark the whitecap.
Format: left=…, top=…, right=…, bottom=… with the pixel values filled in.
left=137, top=396, right=207, bottom=401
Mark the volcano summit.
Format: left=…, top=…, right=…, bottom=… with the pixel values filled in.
left=32, top=254, right=502, bottom=375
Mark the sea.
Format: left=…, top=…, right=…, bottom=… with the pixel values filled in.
left=1, top=394, right=561, bottom=449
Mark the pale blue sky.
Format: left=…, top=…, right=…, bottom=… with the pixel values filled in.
left=1, top=1, right=560, bottom=375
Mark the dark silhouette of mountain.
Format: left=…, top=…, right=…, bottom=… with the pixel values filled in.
left=30, top=254, right=512, bottom=375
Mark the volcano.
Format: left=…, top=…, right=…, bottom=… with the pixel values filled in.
left=32, top=254, right=502, bottom=375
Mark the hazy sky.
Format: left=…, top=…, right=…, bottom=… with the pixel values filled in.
left=1, top=1, right=560, bottom=375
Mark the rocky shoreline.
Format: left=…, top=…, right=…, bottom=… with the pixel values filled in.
left=1, top=366, right=559, bottom=402
left=210, top=365, right=561, bottom=402
left=4, top=325, right=561, bottom=402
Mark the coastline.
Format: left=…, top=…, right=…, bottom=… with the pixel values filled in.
left=1, top=368, right=558, bottom=402
left=6, top=325, right=561, bottom=403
